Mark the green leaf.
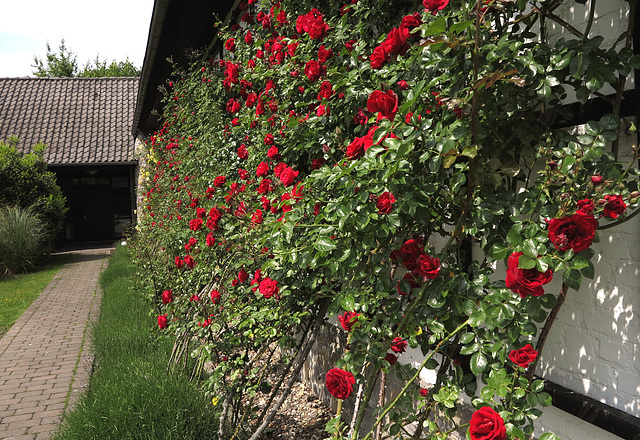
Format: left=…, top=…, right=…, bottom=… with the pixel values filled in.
left=600, top=114, right=619, bottom=130
left=507, top=225, right=522, bottom=246
left=469, top=309, right=486, bottom=327
left=570, top=52, right=589, bottom=78
left=562, top=267, right=582, bottom=291
left=450, top=20, right=474, bottom=34
left=517, top=255, right=536, bottom=269
left=489, top=243, right=509, bottom=260
left=570, top=255, right=589, bottom=270
left=315, top=237, right=337, bottom=252
left=539, top=432, right=562, bottom=440
left=470, top=352, right=488, bottom=376
left=424, top=16, right=447, bottom=37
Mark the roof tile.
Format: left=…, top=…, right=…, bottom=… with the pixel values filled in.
left=0, top=77, right=139, bottom=165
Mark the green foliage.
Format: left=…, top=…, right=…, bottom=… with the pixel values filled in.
left=32, top=38, right=140, bottom=77
left=131, top=0, right=640, bottom=438
left=0, top=138, right=67, bottom=243
left=53, top=245, right=219, bottom=440
left=0, top=205, right=49, bottom=274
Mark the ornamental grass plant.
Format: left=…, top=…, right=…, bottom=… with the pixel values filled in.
left=0, top=205, right=49, bottom=275
left=53, top=244, right=219, bottom=440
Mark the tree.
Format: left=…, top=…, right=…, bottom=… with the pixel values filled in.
left=32, top=39, right=140, bottom=78
left=32, top=39, right=78, bottom=77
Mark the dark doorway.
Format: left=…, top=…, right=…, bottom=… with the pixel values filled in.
left=74, top=179, right=114, bottom=241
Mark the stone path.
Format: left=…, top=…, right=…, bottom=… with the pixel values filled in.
left=0, top=246, right=112, bottom=440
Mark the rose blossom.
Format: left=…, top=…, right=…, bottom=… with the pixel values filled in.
left=237, top=144, right=248, bottom=160
left=184, top=255, right=196, bottom=269
left=419, top=388, right=429, bottom=397
left=370, top=45, right=389, bottom=69
left=258, top=277, right=279, bottom=299
left=390, top=336, right=407, bottom=354
left=391, top=238, right=424, bottom=271
left=210, top=289, right=221, bottom=304
left=414, top=254, right=441, bottom=281
left=279, top=165, right=299, bottom=186
left=509, top=343, right=538, bottom=368
left=384, top=353, right=398, bottom=366
left=469, top=406, right=506, bottom=440
left=338, top=311, right=361, bottom=332
left=424, top=0, right=449, bottom=15
left=547, top=213, right=597, bottom=252
left=318, top=44, right=333, bottom=63
left=603, top=194, right=627, bottom=219
left=382, top=27, right=409, bottom=56
left=346, top=136, right=366, bottom=159
left=577, top=198, right=595, bottom=215
left=376, top=191, right=395, bottom=214
left=304, top=60, right=326, bottom=82
left=157, top=315, right=168, bottom=329
left=325, top=368, right=355, bottom=399
left=505, top=252, right=553, bottom=298
left=161, top=290, right=173, bottom=304
left=591, top=174, right=603, bottom=185
left=367, top=90, right=398, bottom=120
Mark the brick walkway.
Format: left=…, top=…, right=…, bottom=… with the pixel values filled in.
left=0, top=246, right=112, bottom=440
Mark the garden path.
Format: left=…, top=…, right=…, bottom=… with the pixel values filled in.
left=0, top=244, right=112, bottom=440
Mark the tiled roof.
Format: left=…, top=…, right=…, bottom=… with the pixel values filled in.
left=0, top=77, right=139, bottom=165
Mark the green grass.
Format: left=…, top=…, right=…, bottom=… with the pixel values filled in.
left=53, top=244, right=220, bottom=440
left=0, top=253, right=73, bottom=337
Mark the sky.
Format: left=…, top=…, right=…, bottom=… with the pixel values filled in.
left=0, top=1, right=154, bottom=77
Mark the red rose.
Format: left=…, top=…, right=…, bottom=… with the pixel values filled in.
left=237, top=144, right=248, bottom=160
left=423, top=0, right=449, bottom=15
left=251, top=209, right=263, bottom=224
left=419, top=388, right=429, bottom=397
left=382, top=27, right=409, bottom=56
left=367, top=90, right=398, bottom=120
left=413, top=254, right=441, bottom=281
left=304, top=60, right=326, bottom=82
left=547, top=213, right=597, bottom=252
left=384, top=353, right=398, bottom=366
left=267, top=145, right=280, bottom=160
left=509, top=343, right=538, bottom=368
left=339, top=311, right=361, bottom=332
left=346, top=136, right=366, bottom=159
left=258, top=277, right=279, bottom=299
left=390, top=238, right=424, bottom=271
left=189, top=218, right=203, bottom=231
left=297, top=9, right=329, bottom=39
left=210, top=290, right=221, bottom=304
left=400, top=12, right=423, bottom=38
left=591, top=174, right=603, bottom=185
left=325, top=368, right=355, bottom=399
left=577, top=198, right=595, bottom=215
left=157, top=315, right=168, bottom=329
left=256, top=161, right=269, bottom=177
left=318, top=44, right=333, bottom=63
left=206, top=233, right=216, bottom=246
left=390, top=336, right=407, bottom=354
left=238, top=268, right=249, bottom=283
left=603, top=195, right=626, bottom=219
left=317, top=81, right=333, bottom=100
left=354, top=109, right=368, bottom=125
left=161, top=290, right=173, bottom=304
left=376, top=191, right=395, bottom=214
left=184, top=255, right=196, bottom=269
left=214, top=175, right=226, bottom=187
left=370, top=45, right=389, bottom=69
left=469, top=406, right=507, bottom=440
left=246, top=92, right=257, bottom=107
left=226, top=98, right=241, bottom=114
left=175, top=256, right=184, bottom=269
left=505, top=252, right=553, bottom=299
left=225, top=38, right=236, bottom=52
left=279, top=166, right=299, bottom=187
left=264, top=133, right=275, bottom=145
left=398, top=80, right=409, bottom=90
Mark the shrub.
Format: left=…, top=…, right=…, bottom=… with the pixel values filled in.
left=0, top=205, right=49, bottom=274
left=0, top=138, right=67, bottom=244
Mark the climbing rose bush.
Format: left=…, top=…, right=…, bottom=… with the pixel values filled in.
left=131, top=0, right=640, bottom=438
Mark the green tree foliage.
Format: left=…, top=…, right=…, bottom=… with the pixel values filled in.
left=0, top=138, right=67, bottom=246
left=32, top=38, right=140, bottom=78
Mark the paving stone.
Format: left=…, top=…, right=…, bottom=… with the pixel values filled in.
left=0, top=246, right=110, bottom=439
